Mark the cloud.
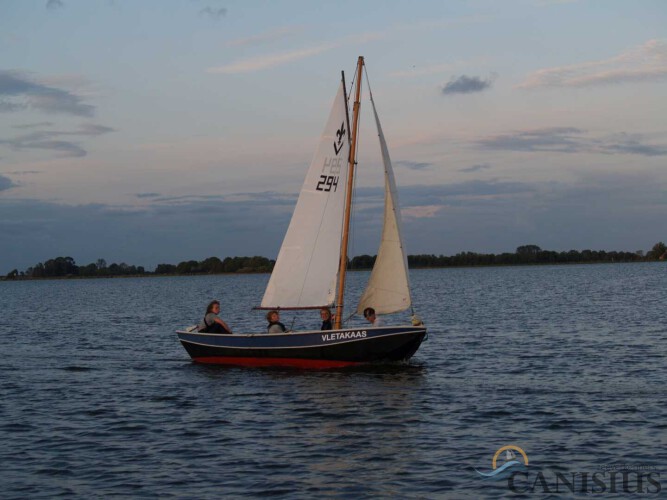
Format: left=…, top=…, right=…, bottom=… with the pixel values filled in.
left=199, top=6, right=227, bottom=20
left=77, top=123, right=114, bottom=136
left=355, top=180, right=536, bottom=209
left=208, top=43, right=338, bottom=74
left=213, top=18, right=483, bottom=75
left=2, top=135, right=92, bottom=158
left=3, top=170, right=667, bottom=273
left=475, top=127, right=667, bottom=156
left=603, top=133, right=667, bottom=157
left=225, top=26, right=302, bottom=48
left=442, top=74, right=496, bottom=95
left=477, top=127, right=585, bottom=153
left=46, top=0, right=64, bottom=9
left=211, top=18, right=479, bottom=74
left=0, top=123, right=114, bottom=158
left=14, top=140, right=86, bottom=157
left=0, top=100, right=25, bottom=112
left=0, top=175, right=17, bottom=192
left=208, top=32, right=383, bottom=74
left=0, top=195, right=294, bottom=272
left=151, top=190, right=297, bottom=208
left=0, top=70, right=95, bottom=117
left=213, top=20, right=485, bottom=75
left=395, top=160, right=432, bottom=170
left=459, top=163, right=491, bottom=173
left=402, top=205, right=443, bottom=218
left=404, top=180, right=535, bottom=201
left=517, top=39, right=667, bottom=89
left=135, top=192, right=161, bottom=199
left=12, top=122, right=55, bottom=129
left=380, top=173, right=665, bottom=255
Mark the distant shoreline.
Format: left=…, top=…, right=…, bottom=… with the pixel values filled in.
left=5, top=245, right=664, bottom=281
left=2, top=259, right=662, bottom=283
left=0, top=270, right=270, bottom=282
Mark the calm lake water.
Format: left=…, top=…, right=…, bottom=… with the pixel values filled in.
left=1, top=263, right=666, bottom=498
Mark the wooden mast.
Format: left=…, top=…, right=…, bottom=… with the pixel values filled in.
left=335, top=56, right=364, bottom=329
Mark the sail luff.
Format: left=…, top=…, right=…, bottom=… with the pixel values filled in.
left=356, top=96, right=412, bottom=315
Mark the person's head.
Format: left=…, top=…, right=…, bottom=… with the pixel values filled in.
left=266, top=310, right=280, bottom=323
left=363, top=307, right=376, bottom=323
left=206, top=300, right=220, bottom=314
left=320, top=307, right=331, bottom=321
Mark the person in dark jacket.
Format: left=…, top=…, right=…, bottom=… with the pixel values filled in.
left=198, top=300, right=232, bottom=334
left=320, top=307, right=333, bottom=330
left=266, top=310, right=287, bottom=333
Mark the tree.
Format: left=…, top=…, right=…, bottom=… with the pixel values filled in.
left=201, top=256, right=223, bottom=273
left=80, top=263, right=98, bottom=276
left=41, top=256, right=78, bottom=276
left=648, top=241, right=667, bottom=260
left=351, top=255, right=375, bottom=269
left=516, top=245, right=542, bottom=256
left=176, top=260, right=200, bottom=274
left=155, top=263, right=176, bottom=274
left=222, top=257, right=241, bottom=273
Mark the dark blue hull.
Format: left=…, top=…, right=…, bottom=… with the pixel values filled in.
left=176, top=325, right=426, bottom=368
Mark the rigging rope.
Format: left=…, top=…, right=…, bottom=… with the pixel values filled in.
left=347, top=68, right=357, bottom=106
left=363, top=64, right=374, bottom=102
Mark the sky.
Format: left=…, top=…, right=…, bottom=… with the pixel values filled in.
left=1, top=0, right=666, bottom=273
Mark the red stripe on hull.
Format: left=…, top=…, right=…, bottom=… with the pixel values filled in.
left=193, top=356, right=361, bottom=369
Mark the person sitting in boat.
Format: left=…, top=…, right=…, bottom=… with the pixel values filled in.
left=266, top=310, right=287, bottom=333
left=363, top=307, right=383, bottom=327
left=320, top=307, right=333, bottom=330
left=198, top=300, right=233, bottom=334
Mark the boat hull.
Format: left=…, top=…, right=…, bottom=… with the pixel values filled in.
left=176, top=325, right=426, bottom=368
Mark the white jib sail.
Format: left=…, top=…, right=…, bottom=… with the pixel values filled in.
left=357, top=97, right=412, bottom=315
left=261, top=82, right=350, bottom=308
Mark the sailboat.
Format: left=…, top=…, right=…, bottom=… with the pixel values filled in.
left=176, top=57, right=427, bottom=368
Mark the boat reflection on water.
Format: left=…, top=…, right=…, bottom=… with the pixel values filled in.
left=187, top=360, right=429, bottom=494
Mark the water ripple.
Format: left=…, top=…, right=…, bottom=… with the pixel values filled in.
left=1, top=263, right=666, bottom=498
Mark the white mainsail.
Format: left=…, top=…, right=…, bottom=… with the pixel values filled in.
left=261, top=82, right=350, bottom=308
left=357, top=97, right=412, bottom=315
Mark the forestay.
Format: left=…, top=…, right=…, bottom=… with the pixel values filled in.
left=357, top=96, right=412, bottom=315
left=260, top=82, right=350, bottom=309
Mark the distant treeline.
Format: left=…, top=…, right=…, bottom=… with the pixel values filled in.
left=154, top=256, right=274, bottom=275
left=4, top=256, right=274, bottom=280
left=351, top=243, right=667, bottom=269
left=4, top=243, right=666, bottom=280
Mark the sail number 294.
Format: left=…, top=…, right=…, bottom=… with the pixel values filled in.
left=316, top=175, right=339, bottom=192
